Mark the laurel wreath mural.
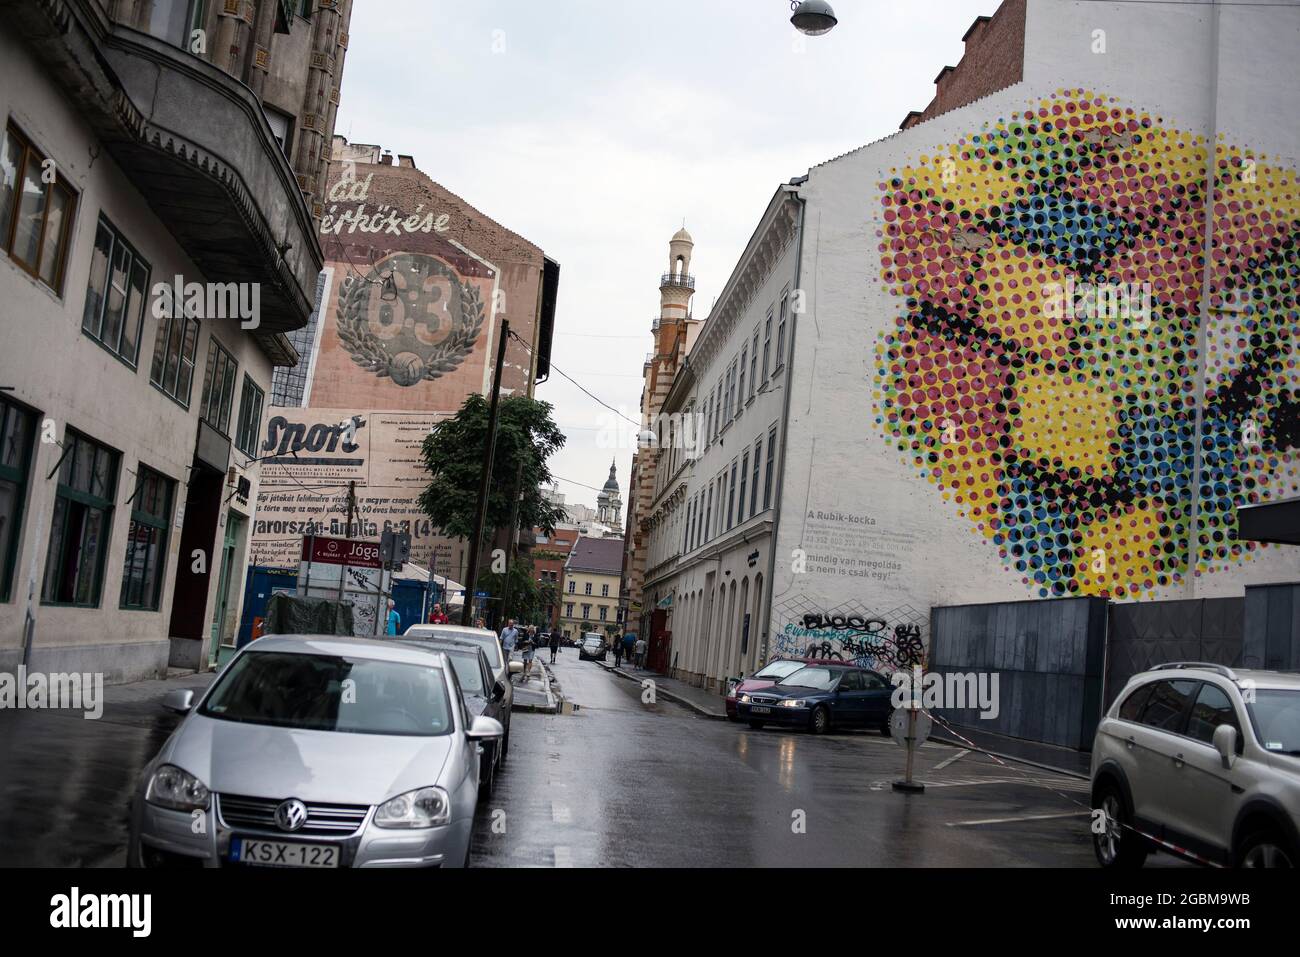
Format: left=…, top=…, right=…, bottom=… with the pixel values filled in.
left=336, top=252, right=487, bottom=387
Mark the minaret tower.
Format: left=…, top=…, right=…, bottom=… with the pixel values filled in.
left=657, top=226, right=695, bottom=356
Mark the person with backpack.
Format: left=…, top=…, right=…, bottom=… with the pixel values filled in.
left=548, top=629, right=561, bottom=665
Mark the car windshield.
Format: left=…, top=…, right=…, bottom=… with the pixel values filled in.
left=405, top=627, right=502, bottom=669
left=199, top=651, right=452, bottom=736
left=777, top=667, right=839, bottom=691
left=1246, top=689, right=1300, bottom=754
left=755, top=660, right=808, bottom=681
left=445, top=651, right=485, bottom=695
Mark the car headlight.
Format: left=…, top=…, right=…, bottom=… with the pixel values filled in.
left=739, top=694, right=751, bottom=704
left=145, top=764, right=211, bottom=812
left=779, top=699, right=806, bottom=708
left=374, top=786, right=451, bottom=829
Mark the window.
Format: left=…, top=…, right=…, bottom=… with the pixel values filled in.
left=749, top=328, right=759, bottom=398
left=567, top=580, right=575, bottom=593
left=565, top=603, right=574, bottom=618
left=704, top=487, right=713, bottom=544
left=601, top=583, right=609, bottom=597
left=584, top=581, right=592, bottom=595
left=142, top=0, right=207, bottom=50
left=0, top=122, right=76, bottom=293
left=714, top=379, right=722, bottom=437
left=725, top=361, right=736, bottom=421
left=150, top=307, right=200, bottom=406
left=42, top=430, right=119, bottom=607
left=599, top=606, right=608, bottom=622
left=727, top=461, right=737, bottom=530
left=684, top=499, right=694, bottom=552
left=750, top=438, right=761, bottom=517
left=200, top=338, right=238, bottom=435
left=300, top=0, right=314, bottom=17
left=738, top=346, right=747, bottom=407
left=0, top=397, right=36, bottom=602
left=265, top=107, right=294, bottom=159
left=739, top=451, right=749, bottom=523
left=1138, top=680, right=1198, bottom=733
left=775, top=293, right=788, bottom=372
left=581, top=603, right=591, bottom=621
left=120, top=466, right=174, bottom=611
left=1188, top=683, right=1242, bottom=746
left=763, top=427, right=777, bottom=509
left=235, top=375, right=265, bottom=458
left=1118, top=683, right=1155, bottom=722
left=761, top=310, right=773, bottom=380
left=82, top=216, right=149, bottom=366
left=839, top=671, right=863, bottom=691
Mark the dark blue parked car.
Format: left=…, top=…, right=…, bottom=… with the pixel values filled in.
left=736, top=663, right=894, bottom=735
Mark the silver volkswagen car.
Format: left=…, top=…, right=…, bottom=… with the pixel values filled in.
left=129, top=635, right=502, bottom=868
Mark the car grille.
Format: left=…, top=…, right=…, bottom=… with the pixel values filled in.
left=217, top=794, right=370, bottom=837
left=749, top=695, right=781, bottom=705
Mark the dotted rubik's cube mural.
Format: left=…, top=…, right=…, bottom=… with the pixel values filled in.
left=873, top=90, right=1299, bottom=600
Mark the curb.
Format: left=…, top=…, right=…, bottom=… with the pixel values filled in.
left=928, top=732, right=1091, bottom=781
left=601, top=663, right=727, bottom=720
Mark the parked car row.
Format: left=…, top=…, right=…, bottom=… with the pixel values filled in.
left=130, top=623, right=517, bottom=869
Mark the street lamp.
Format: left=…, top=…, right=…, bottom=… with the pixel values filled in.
left=790, top=0, right=837, bottom=36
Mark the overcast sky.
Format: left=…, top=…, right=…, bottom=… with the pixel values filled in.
left=336, top=0, right=997, bottom=516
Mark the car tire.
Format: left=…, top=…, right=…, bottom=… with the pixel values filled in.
left=879, top=709, right=894, bottom=737
left=810, top=705, right=830, bottom=735
left=1092, top=784, right=1147, bottom=869
left=1236, top=827, right=1297, bottom=868
left=500, top=727, right=510, bottom=762
left=747, top=720, right=765, bottom=730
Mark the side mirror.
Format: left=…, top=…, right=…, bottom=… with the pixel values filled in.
left=467, top=715, right=504, bottom=740
left=162, top=689, right=195, bottom=714
left=509, top=660, right=523, bottom=675
left=492, top=681, right=507, bottom=702
left=1213, top=724, right=1238, bottom=769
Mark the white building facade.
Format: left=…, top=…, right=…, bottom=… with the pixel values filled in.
left=649, top=0, right=1300, bottom=688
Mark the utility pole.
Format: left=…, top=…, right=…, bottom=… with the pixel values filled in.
left=461, top=320, right=509, bottom=626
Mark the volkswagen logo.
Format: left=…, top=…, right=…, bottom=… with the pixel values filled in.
left=274, top=799, right=309, bottom=832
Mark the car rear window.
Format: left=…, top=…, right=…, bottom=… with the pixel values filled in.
left=1118, top=683, right=1155, bottom=721
left=406, top=627, right=502, bottom=669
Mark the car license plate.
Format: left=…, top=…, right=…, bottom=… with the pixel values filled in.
left=230, top=837, right=340, bottom=868
left=751, top=706, right=772, bottom=714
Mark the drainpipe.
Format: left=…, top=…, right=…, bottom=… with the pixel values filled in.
left=1187, top=2, right=1222, bottom=594
left=760, top=183, right=807, bottom=665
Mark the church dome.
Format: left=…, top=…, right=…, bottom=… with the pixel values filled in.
left=671, top=226, right=693, bottom=244
left=602, top=460, right=619, bottom=492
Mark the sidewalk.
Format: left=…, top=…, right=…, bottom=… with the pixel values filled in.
left=598, top=661, right=727, bottom=719
left=508, top=655, right=558, bottom=713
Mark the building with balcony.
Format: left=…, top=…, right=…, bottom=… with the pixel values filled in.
left=0, top=0, right=353, bottom=680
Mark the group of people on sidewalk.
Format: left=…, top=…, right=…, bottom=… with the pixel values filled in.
left=499, top=618, right=566, bottom=677
left=612, top=633, right=647, bottom=670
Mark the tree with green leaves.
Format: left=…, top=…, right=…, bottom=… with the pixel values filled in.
left=418, top=394, right=567, bottom=621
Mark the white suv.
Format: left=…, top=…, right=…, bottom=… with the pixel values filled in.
left=1090, top=662, right=1300, bottom=868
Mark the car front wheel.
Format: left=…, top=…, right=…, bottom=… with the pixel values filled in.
left=810, top=705, right=830, bottom=735
left=1093, top=785, right=1147, bottom=869
left=747, top=720, right=765, bottom=730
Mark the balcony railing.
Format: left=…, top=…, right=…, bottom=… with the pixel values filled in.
left=660, top=272, right=695, bottom=289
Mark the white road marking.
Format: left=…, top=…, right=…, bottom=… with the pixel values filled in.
left=947, top=810, right=1091, bottom=827
left=933, top=748, right=971, bottom=771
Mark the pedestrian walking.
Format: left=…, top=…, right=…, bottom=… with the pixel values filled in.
left=500, top=618, right=519, bottom=662
left=634, top=636, right=647, bottom=669
left=613, top=636, right=623, bottom=668
left=622, top=632, right=635, bottom=666
left=385, top=599, right=401, bottom=636
left=520, top=628, right=537, bottom=679
left=548, top=629, right=561, bottom=664
left=428, top=603, right=449, bottom=624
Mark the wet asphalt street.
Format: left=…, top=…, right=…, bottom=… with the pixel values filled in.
left=471, top=653, right=1102, bottom=867
left=0, top=656, right=1120, bottom=867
